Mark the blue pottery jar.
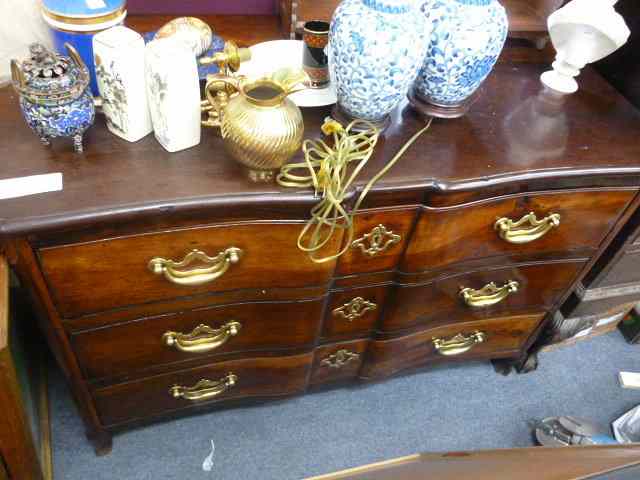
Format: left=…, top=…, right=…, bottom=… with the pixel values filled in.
left=11, top=44, right=95, bottom=153
left=328, top=0, right=430, bottom=127
left=42, top=0, right=127, bottom=96
left=411, top=0, right=508, bottom=116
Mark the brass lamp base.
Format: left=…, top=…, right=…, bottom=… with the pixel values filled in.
left=331, top=104, right=391, bottom=133
left=407, top=86, right=481, bottom=120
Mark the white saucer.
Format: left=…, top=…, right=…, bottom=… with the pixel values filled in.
left=238, top=40, right=337, bottom=108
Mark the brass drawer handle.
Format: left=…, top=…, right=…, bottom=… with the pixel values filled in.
left=332, top=297, right=377, bottom=322
left=163, top=321, right=241, bottom=354
left=321, top=349, right=360, bottom=369
left=433, top=331, right=486, bottom=356
left=170, top=374, right=237, bottom=402
left=148, top=248, right=243, bottom=286
left=494, top=212, right=561, bottom=244
left=460, top=280, right=519, bottom=308
left=351, top=224, right=401, bottom=257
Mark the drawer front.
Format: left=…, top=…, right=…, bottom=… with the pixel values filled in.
left=72, top=298, right=325, bottom=380
left=322, top=285, right=388, bottom=341
left=383, top=261, right=583, bottom=333
left=39, top=221, right=342, bottom=318
left=310, top=339, right=369, bottom=386
left=361, top=313, right=544, bottom=379
left=402, top=190, right=635, bottom=274
left=93, top=352, right=313, bottom=426
left=336, top=208, right=416, bottom=275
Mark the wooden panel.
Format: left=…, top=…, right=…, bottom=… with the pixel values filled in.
left=39, top=221, right=342, bottom=318
left=126, top=15, right=283, bottom=47
left=591, top=250, right=640, bottom=289
left=93, top=352, right=313, bottom=426
left=323, top=286, right=388, bottom=341
left=361, top=313, right=544, bottom=379
left=0, top=259, right=6, bottom=352
left=310, top=339, right=369, bottom=386
left=337, top=208, right=417, bottom=276
left=403, top=190, right=635, bottom=274
left=503, top=0, right=563, bottom=32
left=0, top=257, right=44, bottom=480
left=304, top=446, right=640, bottom=480
left=72, top=298, right=325, bottom=381
left=383, top=261, right=583, bottom=333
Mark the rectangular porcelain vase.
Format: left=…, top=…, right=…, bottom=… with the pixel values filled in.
left=93, top=26, right=152, bottom=142
left=145, top=38, right=201, bottom=152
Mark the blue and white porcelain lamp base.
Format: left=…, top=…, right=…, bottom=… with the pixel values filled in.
left=328, top=0, right=430, bottom=132
left=410, top=0, right=508, bottom=119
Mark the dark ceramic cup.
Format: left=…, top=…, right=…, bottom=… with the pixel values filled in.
left=302, top=20, right=330, bottom=89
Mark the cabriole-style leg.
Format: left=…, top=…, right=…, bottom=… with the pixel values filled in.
left=86, top=428, right=113, bottom=456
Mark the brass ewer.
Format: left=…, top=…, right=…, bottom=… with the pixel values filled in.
left=202, top=68, right=308, bottom=182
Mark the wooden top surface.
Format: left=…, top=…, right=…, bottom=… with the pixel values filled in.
left=1, top=37, right=640, bottom=236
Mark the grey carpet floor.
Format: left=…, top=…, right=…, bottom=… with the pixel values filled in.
left=50, top=331, right=640, bottom=480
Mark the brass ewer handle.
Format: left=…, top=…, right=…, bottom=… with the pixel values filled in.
left=163, top=321, right=241, bottom=354
left=433, top=331, right=486, bottom=356
left=460, top=280, right=519, bottom=308
left=148, top=248, right=243, bottom=286
left=201, top=75, right=240, bottom=129
left=494, top=212, right=561, bottom=244
left=170, top=374, right=237, bottom=402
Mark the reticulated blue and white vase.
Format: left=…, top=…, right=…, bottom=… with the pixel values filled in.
left=11, top=43, right=95, bottom=153
left=328, top=0, right=431, bottom=127
left=411, top=0, right=508, bottom=117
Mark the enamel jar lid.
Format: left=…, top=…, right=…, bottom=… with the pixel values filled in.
left=11, top=44, right=90, bottom=106
left=41, top=0, right=127, bottom=32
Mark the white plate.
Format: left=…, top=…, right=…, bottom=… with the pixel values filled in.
left=238, top=40, right=337, bottom=108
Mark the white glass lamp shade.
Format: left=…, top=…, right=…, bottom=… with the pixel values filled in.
left=541, top=0, right=630, bottom=94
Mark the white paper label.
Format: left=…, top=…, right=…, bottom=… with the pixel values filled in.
left=619, top=372, right=640, bottom=389
left=0, top=173, right=63, bottom=200
left=86, top=0, right=107, bottom=9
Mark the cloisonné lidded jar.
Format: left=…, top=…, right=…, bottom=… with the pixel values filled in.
left=11, top=43, right=95, bottom=152
left=328, top=0, right=430, bottom=128
left=410, top=0, right=508, bottom=118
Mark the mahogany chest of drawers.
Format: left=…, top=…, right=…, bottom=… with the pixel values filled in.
left=1, top=62, right=640, bottom=456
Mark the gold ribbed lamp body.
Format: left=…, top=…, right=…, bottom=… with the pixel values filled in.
left=221, top=94, right=304, bottom=181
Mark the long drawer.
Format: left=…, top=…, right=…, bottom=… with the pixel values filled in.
left=72, top=298, right=325, bottom=381
left=92, top=352, right=313, bottom=426
left=402, top=189, right=635, bottom=274
left=38, top=221, right=342, bottom=318
left=382, top=261, right=583, bottom=332
left=361, top=313, right=544, bottom=379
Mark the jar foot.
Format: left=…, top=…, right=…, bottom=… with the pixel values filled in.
left=40, top=136, right=51, bottom=147
left=331, top=104, right=391, bottom=133
left=73, top=134, right=84, bottom=153
left=407, top=85, right=481, bottom=120
left=246, top=169, right=275, bottom=183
